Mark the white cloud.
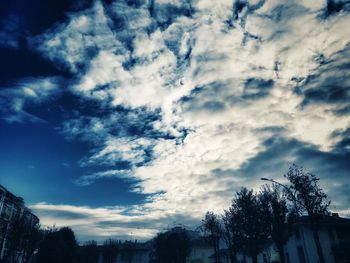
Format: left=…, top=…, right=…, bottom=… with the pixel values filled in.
left=28, top=0, right=350, bottom=240
left=79, top=137, right=155, bottom=167
left=30, top=1, right=124, bottom=73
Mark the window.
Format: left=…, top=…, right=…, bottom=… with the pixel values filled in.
left=1, top=204, right=12, bottom=220
left=0, top=190, right=5, bottom=200
left=13, top=207, right=20, bottom=219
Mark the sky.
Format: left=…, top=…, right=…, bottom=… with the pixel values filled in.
left=0, top=0, right=349, bottom=242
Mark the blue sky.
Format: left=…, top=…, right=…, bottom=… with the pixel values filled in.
left=0, top=0, right=349, bottom=242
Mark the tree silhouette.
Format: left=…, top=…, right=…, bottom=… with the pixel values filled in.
left=78, top=240, right=98, bottom=263
left=20, top=217, right=42, bottom=263
left=259, top=185, right=293, bottom=263
left=284, top=164, right=330, bottom=263
left=152, top=227, right=191, bottom=263
left=201, top=211, right=221, bottom=263
left=36, top=226, right=77, bottom=263
left=230, top=188, right=270, bottom=263
left=222, top=208, right=240, bottom=263
left=123, top=240, right=137, bottom=263
left=102, top=238, right=119, bottom=263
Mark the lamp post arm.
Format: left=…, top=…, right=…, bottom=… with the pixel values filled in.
left=260, top=177, right=299, bottom=212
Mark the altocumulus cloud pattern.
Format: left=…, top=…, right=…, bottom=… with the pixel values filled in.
left=0, top=0, right=350, bottom=241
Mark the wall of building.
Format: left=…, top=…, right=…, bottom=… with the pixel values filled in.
left=97, top=248, right=151, bottom=263
left=187, top=245, right=214, bottom=263
left=284, top=224, right=337, bottom=263
left=119, top=249, right=150, bottom=263
left=0, top=184, right=39, bottom=263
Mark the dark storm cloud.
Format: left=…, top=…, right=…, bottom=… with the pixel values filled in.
left=228, top=0, right=266, bottom=29
left=297, top=44, right=350, bottom=109
left=59, top=105, right=181, bottom=172
left=179, top=83, right=228, bottom=113
left=321, top=0, right=350, bottom=19
left=210, top=135, right=350, bottom=212
left=148, top=0, right=194, bottom=31
left=239, top=136, right=349, bottom=179
left=255, top=126, right=286, bottom=134
left=59, top=107, right=171, bottom=144
left=180, top=78, right=274, bottom=113
left=331, top=127, right=350, bottom=153
left=163, top=25, right=193, bottom=67
left=243, top=78, right=274, bottom=99
left=333, top=105, right=350, bottom=116
left=33, top=208, right=90, bottom=220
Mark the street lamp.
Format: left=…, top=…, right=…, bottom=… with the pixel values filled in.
left=260, top=177, right=299, bottom=214
left=260, top=178, right=290, bottom=192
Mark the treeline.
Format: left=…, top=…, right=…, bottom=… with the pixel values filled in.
left=34, top=228, right=137, bottom=263
left=200, top=164, right=347, bottom=263
left=2, top=165, right=349, bottom=263
left=151, top=227, right=191, bottom=263
left=35, top=226, right=193, bottom=263
left=1, top=213, right=137, bottom=263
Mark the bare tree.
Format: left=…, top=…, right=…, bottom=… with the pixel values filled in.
left=284, top=164, right=330, bottom=263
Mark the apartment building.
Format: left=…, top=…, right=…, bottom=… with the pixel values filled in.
left=0, top=184, right=39, bottom=262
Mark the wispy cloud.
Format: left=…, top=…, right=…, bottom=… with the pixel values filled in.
left=0, top=77, right=63, bottom=123
left=30, top=202, right=197, bottom=242
left=0, top=14, right=24, bottom=48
